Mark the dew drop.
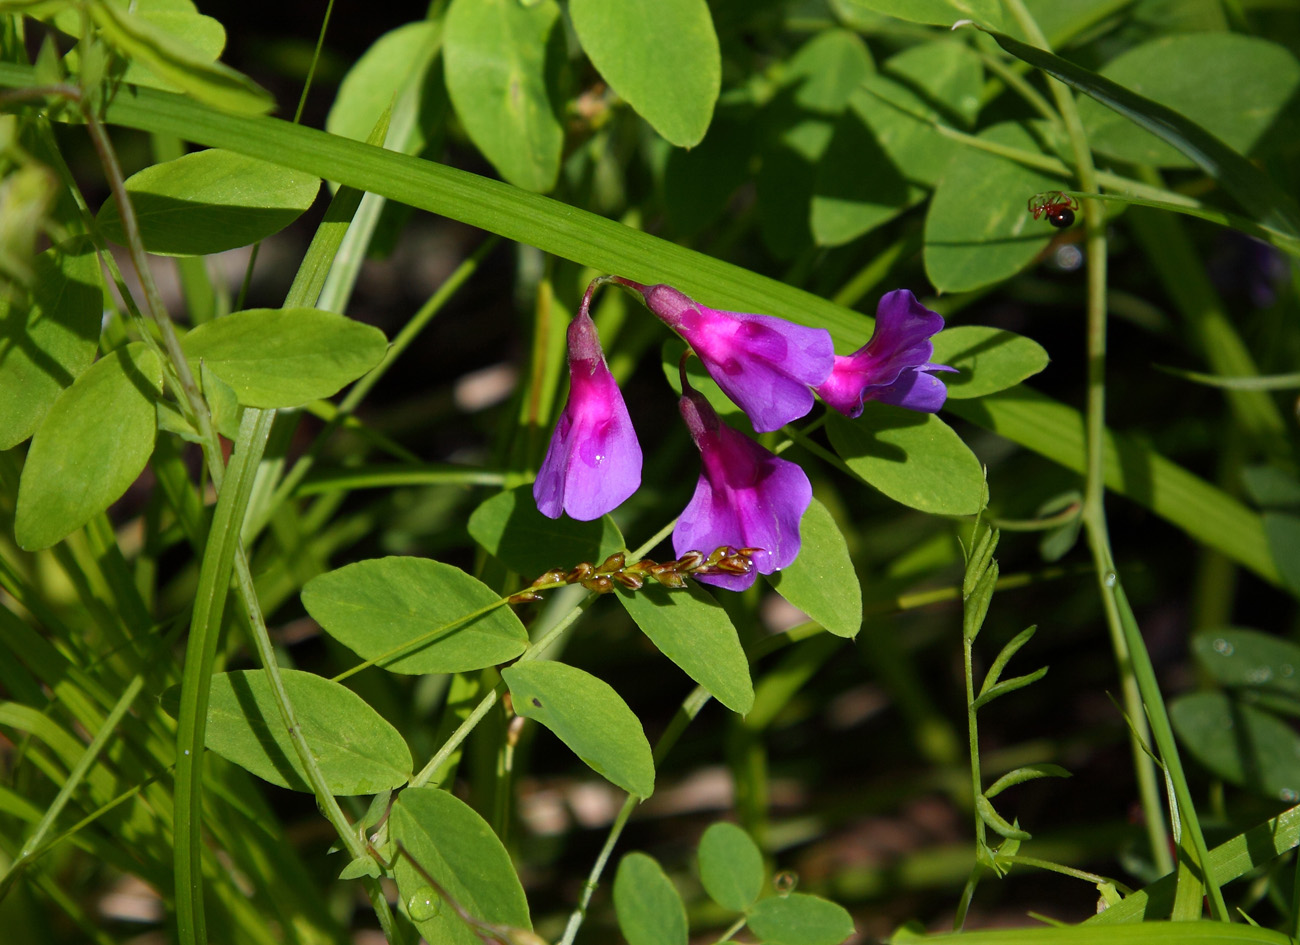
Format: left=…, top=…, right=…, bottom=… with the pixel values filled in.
left=183, top=749, right=191, bottom=756
left=1283, top=664, right=1294, bottom=678
left=1282, top=788, right=1298, bottom=803
left=1103, top=571, right=1117, bottom=587
left=407, top=888, right=441, bottom=922
left=1212, top=638, right=1234, bottom=656
left=1246, top=666, right=1273, bottom=684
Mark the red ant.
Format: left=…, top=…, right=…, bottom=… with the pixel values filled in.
left=1028, top=191, right=1079, bottom=229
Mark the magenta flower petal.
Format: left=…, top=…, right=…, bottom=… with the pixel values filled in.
left=534, top=307, right=642, bottom=521
left=674, top=388, right=812, bottom=591
left=623, top=281, right=834, bottom=433
left=814, top=289, right=955, bottom=417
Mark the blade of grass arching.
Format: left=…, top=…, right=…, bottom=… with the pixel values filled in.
left=967, top=25, right=1300, bottom=237
left=1093, top=804, right=1300, bottom=924
left=0, top=674, right=144, bottom=899
left=1054, top=190, right=1300, bottom=259
left=173, top=407, right=274, bottom=945
left=7, top=65, right=1270, bottom=584
left=945, top=389, right=1278, bottom=585
left=1111, top=578, right=1223, bottom=916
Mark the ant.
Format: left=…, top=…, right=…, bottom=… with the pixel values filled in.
left=1028, top=191, right=1079, bottom=229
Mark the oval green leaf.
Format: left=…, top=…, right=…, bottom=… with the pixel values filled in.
left=924, top=122, right=1061, bottom=293
left=834, top=0, right=1002, bottom=28
left=443, top=0, right=563, bottom=192
left=614, top=853, right=688, bottom=945
left=617, top=584, right=753, bottom=714
left=697, top=822, right=763, bottom=913
left=813, top=41, right=979, bottom=245
left=327, top=21, right=442, bottom=144
left=767, top=499, right=861, bottom=639
left=302, top=557, right=528, bottom=675
left=1077, top=35, right=1300, bottom=169
left=827, top=406, right=985, bottom=515
left=1170, top=691, right=1300, bottom=803
left=15, top=343, right=161, bottom=550
left=200, top=670, right=412, bottom=794
left=0, top=239, right=102, bottom=450
left=503, top=660, right=654, bottom=797
left=391, top=786, right=532, bottom=945
left=467, top=485, right=625, bottom=579
left=180, top=308, right=387, bottom=408
left=1191, top=628, right=1300, bottom=696
left=88, top=2, right=273, bottom=115
left=569, top=0, right=719, bottom=148
left=746, top=893, right=855, bottom=945
left=97, top=149, right=320, bottom=256
left=930, top=325, right=1050, bottom=400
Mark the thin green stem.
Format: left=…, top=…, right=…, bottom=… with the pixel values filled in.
left=1003, top=0, right=1191, bottom=904
left=230, top=536, right=404, bottom=942
left=558, top=684, right=715, bottom=945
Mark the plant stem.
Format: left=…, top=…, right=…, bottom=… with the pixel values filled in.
left=1004, top=0, right=1210, bottom=909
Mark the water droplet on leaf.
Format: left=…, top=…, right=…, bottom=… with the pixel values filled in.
left=407, top=887, right=441, bottom=921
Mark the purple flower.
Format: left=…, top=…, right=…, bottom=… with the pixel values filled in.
left=674, top=383, right=812, bottom=591
left=814, top=289, right=956, bottom=417
left=534, top=296, right=641, bottom=521
left=616, top=279, right=834, bottom=434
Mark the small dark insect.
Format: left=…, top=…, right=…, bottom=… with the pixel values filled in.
left=531, top=697, right=542, bottom=708
left=1028, top=191, right=1079, bottom=228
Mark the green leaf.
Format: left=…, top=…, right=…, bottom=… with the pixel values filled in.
left=503, top=660, right=654, bottom=797
left=975, top=794, right=1031, bottom=840
left=613, top=853, right=688, bottom=945
left=1262, top=512, right=1300, bottom=598
left=443, top=0, right=563, bottom=192
left=985, top=763, right=1071, bottom=799
left=180, top=308, right=387, bottom=407
left=390, top=786, right=532, bottom=945
left=569, top=0, right=719, bottom=148
left=301, top=557, right=529, bottom=675
left=188, top=670, right=412, bottom=794
left=746, top=893, right=855, bottom=945
left=326, top=21, right=442, bottom=144
left=467, top=485, right=626, bottom=578
left=1076, top=35, right=1300, bottom=170
left=924, top=121, right=1060, bottom=293
left=697, top=822, right=763, bottom=913
left=767, top=499, right=861, bottom=639
left=826, top=406, right=985, bottom=516
left=1192, top=629, right=1300, bottom=696
left=975, top=26, right=1300, bottom=237
left=812, top=41, right=979, bottom=245
left=15, top=343, right=161, bottom=550
left=87, top=1, right=273, bottom=115
left=97, top=149, right=321, bottom=256
left=1171, top=691, right=1300, bottom=802
left=978, top=624, right=1035, bottom=695
left=834, top=0, right=1002, bottom=28
left=0, top=239, right=102, bottom=450
left=971, top=667, right=1048, bottom=711
left=617, top=583, right=753, bottom=714
left=930, top=326, right=1050, bottom=400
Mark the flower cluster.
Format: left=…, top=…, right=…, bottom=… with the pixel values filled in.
left=532, top=279, right=954, bottom=589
